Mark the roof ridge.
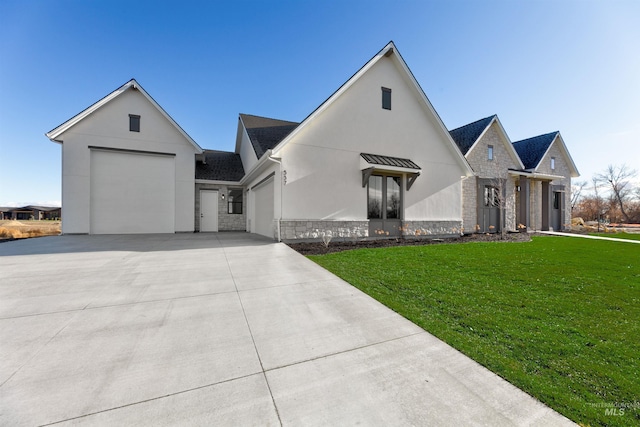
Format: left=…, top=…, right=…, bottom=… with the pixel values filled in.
left=449, top=114, right=496, bottom=132
left=239, top=113, right=298, bottom=127
left=512, top=131, right=558, bottom=145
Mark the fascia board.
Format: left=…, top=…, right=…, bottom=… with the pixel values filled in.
left=270, top=42, right=395, bottom=157
left=239, top=149, right=275, bottom=186
left=464, top=116, right=495, bottom=158
left=45, top=81, right=132, bottom=140
left=45, top=79, right=203, bottom=154
left=508, top=170, right=566, bottom=181
left=195, top=179, right=242, bottom=186
left=554, top=133, right=580, bottom=177
left=133, top=82, right=203, bottom=154
left=391, top=46, right=474, bottom=177
left=493, top=117, right=525, bottom=169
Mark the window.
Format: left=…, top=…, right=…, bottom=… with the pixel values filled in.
left=227, top=189, right=243, bottom=214
left=382, top=87, right=391, bottom=110
left=368, top=174, right=401, bottom=219
left=553, top=192, right=561, bottom=209
left=129, top=114, right=140, bottom=132
left=551, top=157, right=556, bottom=170
left=488, top=145, right=494, bottom=160
left=484, top=186, right=499, bottom=207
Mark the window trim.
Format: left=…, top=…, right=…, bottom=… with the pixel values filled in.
left=381, top=87, right=391, bottom=110
left=551, top=156, right=556, bottom=170
left=129, top=114, right=140, bottom=132
left=488, top=145, right=494, bottom=161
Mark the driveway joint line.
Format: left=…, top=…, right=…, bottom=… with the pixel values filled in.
left=264, top=330, right=427, bottom=374
left=39, top=371, right=265, bottom=426
left=0, top=289, right=239, bottom=320
left=221, top=237, right=283, bottom=427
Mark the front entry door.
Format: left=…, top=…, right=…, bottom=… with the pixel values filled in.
left=477, top=180, right=502, bottom=233
left=552, top=191, right=562, bottom=231
left=368, top=175, right=402, bottom=237
left=200, top=190, right=218, bottom=232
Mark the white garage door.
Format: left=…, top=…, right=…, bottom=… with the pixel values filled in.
left=253, top=178, right=274, bottom=238
left=90, top=149, right=175, bottom=234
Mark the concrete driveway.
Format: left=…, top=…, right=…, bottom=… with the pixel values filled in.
left=0, top=233, right=574, bottom=426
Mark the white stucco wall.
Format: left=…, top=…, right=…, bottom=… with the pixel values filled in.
left=238, top=123, right=259, bottom=174
left=276, top=55, right=467, bottom=223
left=58, top=88, right=198, bottom=233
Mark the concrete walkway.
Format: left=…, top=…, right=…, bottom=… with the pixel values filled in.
left=0, top=233, right=575, bottom=426
left=539, top=230, right=640, bottom=243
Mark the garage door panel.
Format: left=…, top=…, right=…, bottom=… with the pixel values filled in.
left=253, top=179, right=274, bottom=238
left=90, top=150, right=175, bottom=234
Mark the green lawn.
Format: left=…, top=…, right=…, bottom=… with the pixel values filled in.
left=589, top=232, right=640, bottom=241
left=309, top=236, right=639, bottom=427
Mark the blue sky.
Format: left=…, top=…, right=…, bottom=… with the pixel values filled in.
left=1, top=0, right=639, bottom=206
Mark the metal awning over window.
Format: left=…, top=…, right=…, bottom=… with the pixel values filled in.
left=360, top=152, right=421, bottom=190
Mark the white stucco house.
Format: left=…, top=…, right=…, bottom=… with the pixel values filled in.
left=47, top=41, right=578, bottom=239
left=47, top=42, right=474, bottom=239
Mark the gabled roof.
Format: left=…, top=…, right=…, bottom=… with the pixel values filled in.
left=512, top=132, right=558, bottom=170
left=239, top=114, right=299, bottom=159
left=449, top=115, right=525, bottom=169
left=512, top=131, right=580, bottom=177
left=46, top=79, right=202, bottom=154
left=196, top=150, right=245, bottom=182
left=449, top=115, right=496, bottom=155
left=268, top=41, right=473, bottom=176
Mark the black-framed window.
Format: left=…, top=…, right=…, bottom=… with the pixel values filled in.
left=553, top=192, right=561, bottom=209
left=368, top=174, right=401, bottom=219
left=129, top=114, right=140, bottom=132
left=227, top=188, right=243, bottom=214
left=382, top=87, right=391, bottom=110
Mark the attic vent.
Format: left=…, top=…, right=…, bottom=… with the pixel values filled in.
left=129, top=114, right=140, bottom=132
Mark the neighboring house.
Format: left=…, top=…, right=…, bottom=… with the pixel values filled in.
left=450, top=116, right=579, bottom=233
left=512, top=132, right=579, bottom=231
left=0, top=206, right=61, bottom=220
left=449, top=115, right=524, bottom=233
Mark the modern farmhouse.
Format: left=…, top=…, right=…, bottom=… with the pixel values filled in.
left=46, top=41, right=578, bottom=239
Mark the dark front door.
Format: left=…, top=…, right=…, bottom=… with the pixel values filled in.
left=368, top=175, right=402, bottom=237
left=477, top=182, right=501, bottom=233
left=552, top=191, right=562, bottom=231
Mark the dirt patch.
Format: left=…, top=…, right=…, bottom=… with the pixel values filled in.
left=287, top=232, right=531, bottom=255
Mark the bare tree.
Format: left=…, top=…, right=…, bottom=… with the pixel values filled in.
left=571, top=180, right=587, bottom=212
left=595, top=164, right=637, bottom=223
left=592, top=176, right=604, bottom=232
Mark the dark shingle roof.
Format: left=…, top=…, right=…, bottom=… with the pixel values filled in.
left=240, top=114, right=299, bottom=159
left=361, top=153, right=420, bottom=169
left=448, top=115, right=496, bottom=155
left=196, top=150, right=245, bottom=182
left=512, top=132, right=558, bottom=170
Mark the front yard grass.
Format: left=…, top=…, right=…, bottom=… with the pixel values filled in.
left=309, top=236, right=639, bottom=427
left=589, top=232, right=640, bottom=241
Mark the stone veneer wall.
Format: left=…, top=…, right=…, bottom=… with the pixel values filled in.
left=280, top=220, right=368, bottom=240
left=464, top=123, right=520, bottom=232
left=194, top=183, right=247, bottom=232
left=535, top=142, right=573, bottom=230
left=279, top=220, right=463, bottom=241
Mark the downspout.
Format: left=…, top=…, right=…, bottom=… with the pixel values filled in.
left=267, top=155, right=283, bottom=242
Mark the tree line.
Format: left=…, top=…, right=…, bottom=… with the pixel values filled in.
left=572, top=164, right=640, bottom=224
